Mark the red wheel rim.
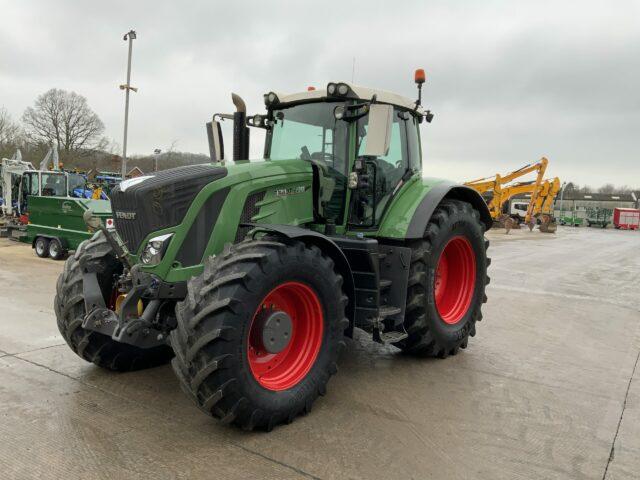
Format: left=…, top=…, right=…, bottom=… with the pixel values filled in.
left=247, top=282, right=324, bottom=391
left=434, top=236, right=476, bottom=325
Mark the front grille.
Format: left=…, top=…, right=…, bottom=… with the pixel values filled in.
left=110, top=164, right=227, bottom=252
left=235, top=191, right=266, bottom=242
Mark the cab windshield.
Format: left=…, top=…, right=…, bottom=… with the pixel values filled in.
left=41, top=172, right=67, bottom=197
left=267, top=102, right=347, bottom=167
left=267, top=102, right=349, bottom=222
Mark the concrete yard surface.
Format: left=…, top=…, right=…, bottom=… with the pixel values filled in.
left=0, top=226, right=639, bottom=479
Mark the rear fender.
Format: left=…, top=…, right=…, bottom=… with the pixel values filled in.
left=406, top=183, right=492, bottom=239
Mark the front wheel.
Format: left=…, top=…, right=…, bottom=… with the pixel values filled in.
left=54, top=232, right=174, bottom=371
left=395, top=199, right=490, bottom=357
left=170, top=238, right=348, bottom=430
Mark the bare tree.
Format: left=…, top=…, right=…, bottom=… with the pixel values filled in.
left=22, top=89, right=105, bottom=152
left=597, top=183, right=616, bottom=194
left=563, top=181, right=578, bottom=194
left=0, top=107, right=21, bottom=146
left=616, top=185, right=633, bottom=195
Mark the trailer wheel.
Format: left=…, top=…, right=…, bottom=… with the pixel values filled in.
left=48, top=238, right=66, bottom=260
left=395, top=199, right=490, bottom=358
left=35, top=237, right=50, bottom=258
left=170, top=238, right=348, bottom=430
left=54, top=232, right=173, bottom=371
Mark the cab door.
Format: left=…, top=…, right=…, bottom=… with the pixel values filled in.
left=19, top=172, right=40, bottom=215
left=349, top=107, right=421, bottom=228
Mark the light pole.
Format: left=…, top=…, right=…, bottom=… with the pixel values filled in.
left=559, top=181, right=567, bottom=219
left=120, top=30, right=138, bottom=179
left=153, top=148, right=161, bottom=172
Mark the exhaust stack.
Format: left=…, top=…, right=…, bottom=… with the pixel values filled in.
left=232, top=93, right=250, bottom=161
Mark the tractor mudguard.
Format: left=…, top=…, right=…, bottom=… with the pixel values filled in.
left=246, top=223, right=356, bottom=335
left=405, top=182, right=492, bottom=239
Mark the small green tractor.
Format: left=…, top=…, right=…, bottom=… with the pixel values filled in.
left=55, top=71, right=491, bottom=430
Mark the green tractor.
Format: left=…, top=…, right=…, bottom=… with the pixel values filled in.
left=54, top=71, right=492, bottom=430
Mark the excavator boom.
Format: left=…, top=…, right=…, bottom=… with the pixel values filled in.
left=465, top=157, right=560, bottom=233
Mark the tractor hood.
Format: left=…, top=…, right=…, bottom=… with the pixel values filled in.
left=110, top=164, right=228, bottom=251
left=110, top=160, right=312, bottom=252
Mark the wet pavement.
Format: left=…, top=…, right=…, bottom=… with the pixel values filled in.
left=1, top=226, right=639, bottom=479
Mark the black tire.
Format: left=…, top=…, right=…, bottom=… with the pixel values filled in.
left=48, top=238, right=66, bottom=260
left=170, top=238, right=348, bottom=431
left=395, top=199, right=490, bottom=357
left=54, top=231, right=173, bottom=371
left=35, top=237, right=49, bottom=258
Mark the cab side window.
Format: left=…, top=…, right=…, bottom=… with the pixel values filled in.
left=26, top=173, right=39, bottom=195
left=406, top=115, right=421, bottom=173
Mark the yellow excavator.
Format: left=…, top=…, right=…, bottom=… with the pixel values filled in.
left=528, top=177, right=560, bottom=232
left=500, top=177, right=561, bottom=233
left=465, top=157, right=559, bottom=233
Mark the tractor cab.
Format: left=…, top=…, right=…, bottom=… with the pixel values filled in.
left=207, top=74, right=434, bottom=234
left=18, top=170, right=93, bottom=214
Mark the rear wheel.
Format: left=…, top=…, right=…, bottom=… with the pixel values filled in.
left=35, top=237, right=49, bottom=258
left=48, top=238, right=66, bottom=260
left=395, top=199, right=490, bottom=357
left=170, top=238, right=348, bottom=430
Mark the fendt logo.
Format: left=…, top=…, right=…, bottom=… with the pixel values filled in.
left=115, top=211, right=137, bottom=220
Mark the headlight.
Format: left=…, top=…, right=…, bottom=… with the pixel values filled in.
left=264, top=92, right=279, bottom=107
left=327, top=82, right=351, bottom=97
left=140, top=233, right=173, bottom=265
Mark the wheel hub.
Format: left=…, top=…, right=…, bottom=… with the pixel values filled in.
left=247, top=281, right=324, bottom=391
left=434, top=235, right=477, bottom=325
left=258, top=309, right=293, bottom=354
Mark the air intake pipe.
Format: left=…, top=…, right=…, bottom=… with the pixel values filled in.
left=232, top=93, right=250, bottom=161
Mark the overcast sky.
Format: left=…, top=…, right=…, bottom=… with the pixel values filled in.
left=1, top=0, right=639, bottom=187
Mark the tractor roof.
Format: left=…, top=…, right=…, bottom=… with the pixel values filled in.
left=271, top=82, right=426, bottom=114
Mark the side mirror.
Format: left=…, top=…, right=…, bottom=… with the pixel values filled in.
left=363, top=104, right=393, bottom=157
left=206, top=119, right=224, bottom=162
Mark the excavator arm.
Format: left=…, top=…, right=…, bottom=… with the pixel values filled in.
left=465, top=157, right=549, bottom=221
left=464, top=157, right=560, bottom=233
left=540, top=177, right=561, bottom=215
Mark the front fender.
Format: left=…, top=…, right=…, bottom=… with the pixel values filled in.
left=247, top=223, right=356, bottom=337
